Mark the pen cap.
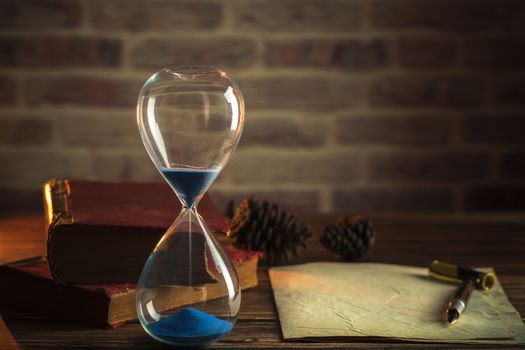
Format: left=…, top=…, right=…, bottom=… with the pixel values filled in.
left=429, top=260, right=495, bottom=291
left=429, top=269, right=462, bottom=285
left=430, top=260, right=457, bottom=279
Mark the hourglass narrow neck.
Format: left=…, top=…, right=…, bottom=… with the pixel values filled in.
left=161, top=167, right=219, bottom=209
left=183, top=204, right=198, bottom=213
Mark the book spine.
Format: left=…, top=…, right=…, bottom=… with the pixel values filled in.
left=0, top=265, right=112, bottom=328
left=42, top=179, right=73, bottom=284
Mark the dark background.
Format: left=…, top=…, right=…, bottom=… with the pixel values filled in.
left=1, top=0, right=525, bottom=214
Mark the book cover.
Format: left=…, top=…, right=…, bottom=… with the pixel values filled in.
left=0, top=249, right=260, bottom=329
left=43, top=179, right=231, bottom=284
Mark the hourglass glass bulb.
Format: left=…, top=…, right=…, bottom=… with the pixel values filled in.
left=137, top=66, right=244, bottom=208
left=136, top=67, right=244, bottom=347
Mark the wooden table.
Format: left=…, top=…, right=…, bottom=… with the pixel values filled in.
left=1, top=213, right=524, bottom=349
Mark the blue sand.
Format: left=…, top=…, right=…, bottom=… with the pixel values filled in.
left=146, top=307, right=233, bottom=345
left=162, top=167, right=219, bottom=208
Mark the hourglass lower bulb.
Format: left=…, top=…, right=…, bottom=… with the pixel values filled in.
left=135, top=67, right=245, bottom=347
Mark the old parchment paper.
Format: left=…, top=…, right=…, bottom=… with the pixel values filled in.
left=269, top=263, right=525, bottom=344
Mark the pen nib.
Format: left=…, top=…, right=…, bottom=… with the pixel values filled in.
left=447, top=309, right=460, bottom=324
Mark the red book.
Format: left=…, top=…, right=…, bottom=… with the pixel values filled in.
left=43, top=179, right=231, bottom=284
left=0, top=250, right=259, bottom=329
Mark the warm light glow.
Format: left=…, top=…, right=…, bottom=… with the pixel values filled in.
left=43, top=182, right=53, bottom=225
left=146, top=300, right=161, bottom=321
left=201, top=92, right=211, bottom=125
left=223, top=86, right=239, bottom=131
left=147, top=97, right=169, bottom=166
left=196, top=214, right=238, bottom=313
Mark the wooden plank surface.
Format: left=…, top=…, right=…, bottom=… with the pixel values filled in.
left=0, top=214, right=524, bottom=349
left=0, top=315, right=20, bottom=350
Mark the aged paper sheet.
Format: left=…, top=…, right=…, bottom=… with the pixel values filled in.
left=269, top=263, right=525, bottom=344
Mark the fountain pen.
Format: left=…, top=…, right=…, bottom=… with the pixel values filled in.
left=446, top=277, right=475, bottom=324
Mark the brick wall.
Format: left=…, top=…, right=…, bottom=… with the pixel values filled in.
left=1, top=0, right=525, bottom=214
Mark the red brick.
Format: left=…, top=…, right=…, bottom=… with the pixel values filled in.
left=500, top=151, right=525, bottom=179
left=445, top=77, right=484, bottom=107
left=25, top=77, right=140, bottom=107
left=222, top=152, right=362, bottom=183
left=265, top=40, right=388, bottom=70
left=464, top=39, right=525, bottom=71
left=240, top=78, right=363, bottom=111
left=463, top=186, right=525, bottom=211
left=56, top=116, right=142, bottom=148
left=370, top=0, right=501, bottom=32
left=492, top=78, right=525, bottom=106
left=398, top=38, right=457, bottom=69
left=0, top=0, right=82, bottom=29
left=59, top=152, right=159, bottom=182
left=0, top=118, right=52, bottom=145
left=131, top=39, right=255, bottom=70
left=90, top=0, right=222, bottom=31
left=369, top=77, right=483, bottom=108
left=0, top=151, right=60, bottom=185
left=336, top=116, right=452, bottom=147
left=0, top=78, right=16, bottom=105
left=335, top=189, right=453, bottom=213
left=462, top=115, right=525, bottom=145
left=69, top=152, right=164, bottom=182
left=234, top=0, right=363, bottom=31
left=55, top=152, right=94, bottom=179
left=369, top=78, right=437, bottom=107
left=368, top=152, right=491, bottom=182
left=0, top=37, right=121, bottom=68
left=506, top=0, right=525, bottom=31
left=92, top=154, right=158, bottom=181
left=241, top=118, right=325, bottom=148
left=210, top=190, right=320, bottom=213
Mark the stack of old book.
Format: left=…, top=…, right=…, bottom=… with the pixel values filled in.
left=0, top=180, right=260, bottom=328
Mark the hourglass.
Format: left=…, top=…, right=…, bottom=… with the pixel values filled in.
left=136, top=67, right=244, bottom=347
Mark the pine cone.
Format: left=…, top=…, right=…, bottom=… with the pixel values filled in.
left=321, top=216, right=375, bottom=260
left=229, top=196, right=312, bottom=264
left=225, top=199, right=236, bottom=220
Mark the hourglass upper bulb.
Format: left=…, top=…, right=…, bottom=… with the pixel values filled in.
left=137, top=67, right=245, bottom=208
